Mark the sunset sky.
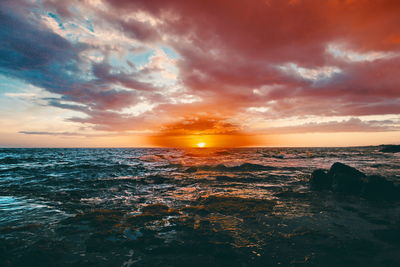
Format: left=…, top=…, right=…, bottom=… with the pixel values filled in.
left=1, top=0, right=399, bottom=147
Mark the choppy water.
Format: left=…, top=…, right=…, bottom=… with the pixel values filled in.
left=1, top=147, right=400, bottom=266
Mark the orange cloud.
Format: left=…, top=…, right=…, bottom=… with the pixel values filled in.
left=147, top=116, right=260, bottom=147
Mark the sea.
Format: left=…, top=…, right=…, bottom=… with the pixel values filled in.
left=0, top=147, right=399, bottom=266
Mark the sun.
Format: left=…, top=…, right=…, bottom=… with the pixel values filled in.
left=197, top=142, right=206, bottom=148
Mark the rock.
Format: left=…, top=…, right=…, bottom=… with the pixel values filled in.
left=328, top=162, right=366, bottom=194
left=309, top=163, right=366, bottom=193
left=328, top=162, right=366, bottom=179
left=362, top=175, right=398, bottom=201
left=309, top=162, right=400, bottom=201
left=310, top=169, right=332, bottom=190
left=379, top=145, right=400, bottom=153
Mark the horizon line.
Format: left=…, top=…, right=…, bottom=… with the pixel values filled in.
left=0, top=144, right=397, bottom=149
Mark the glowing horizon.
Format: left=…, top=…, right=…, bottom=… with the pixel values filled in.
left=196, top=142, right=206, bottom=148
left=0, top=0, right=399, bottom=147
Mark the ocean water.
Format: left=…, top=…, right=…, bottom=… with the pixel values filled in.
left=0, top=147, right=400, bottom=266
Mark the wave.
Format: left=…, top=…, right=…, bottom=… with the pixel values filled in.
left=185, top=163, right=277, bottom=172
left=0, top=156, right=52, bottom=164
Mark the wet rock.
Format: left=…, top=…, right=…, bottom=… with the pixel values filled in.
left=310, top=169, right=332, bottom=190
left=309, top=162, right=366, bottom=193
left=310, top=162, right=400, bottom=201
left=331, top=173, right=364, bottom=194
left=362, top=175, right=398, bottom=201
left=328, top=162, right=365, bottom=179
left=328, top=162, right=366, bottom=194
left=379, top=145, right=400, bottom=153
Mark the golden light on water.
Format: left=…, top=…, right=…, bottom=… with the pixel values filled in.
left=197, top=142, right=206, bottom=148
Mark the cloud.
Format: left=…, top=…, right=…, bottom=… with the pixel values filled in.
left=0, top=1, right=79, bottom=93
left=261, top=118, right=400, bottom=134
left=97, top=0, right=400, bottom=123
left=18, top=131, right=135, bottom=137
left=2, top=0, right=400, bottom=141
left=4, top=93, right=37, bottom=99
left=0, top=0, right=165, bottom=132
left=157, top=116, right=243, bottom=136
left=19, top=131, right=86, bottom=137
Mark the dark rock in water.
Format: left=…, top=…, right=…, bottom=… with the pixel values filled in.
left=332, top=173, right=364, bottom=194
left=310, top=169, right=332, bottom=190
left=328, top=162, right=366, bottom=179
left=310, top=162, right=400, bottom=201
left=362, top=175, right=398, bottom=201
left=309, top=163, right=365, bottom=193
left=379, top=144, right=400, bottom=153
left=328, top=162, right=366, bottom=194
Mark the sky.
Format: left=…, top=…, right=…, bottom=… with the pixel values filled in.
left=0, top=0, right=399, bottom=147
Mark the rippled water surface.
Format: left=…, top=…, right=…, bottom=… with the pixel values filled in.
left=1, top=147, right=400, bottom=266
